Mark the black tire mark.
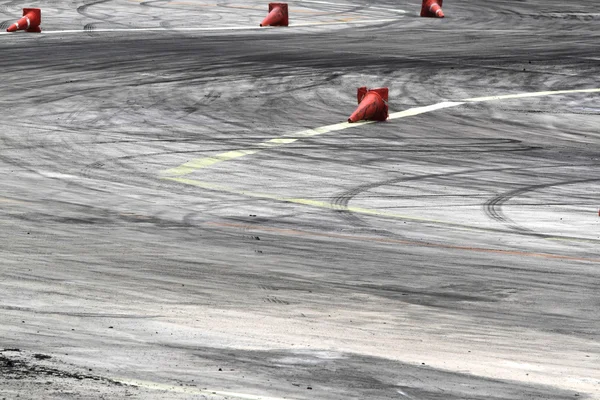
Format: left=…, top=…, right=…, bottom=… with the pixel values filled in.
left=77, top=0, right=112, bottom=17
left=139, top=0, right=170, bottom=7
left=264, top=296, right=289, bottom=305
left=259, top=285, right=279, bottom=291
left=77, top=0, right=137, bottom=28
left=483, top=178, right=600, bottom=232
left=330, top=166, right=513, bottom=228
left=83, top=22, right=98, bottom=34
left=0, top=19, right=12, bottom=30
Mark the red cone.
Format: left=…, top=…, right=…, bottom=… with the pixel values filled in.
left=421, top=0, right=444, bottom=18
left=260, top=3, right=288, bottom=27
left=7, top=8, right=41, bottom=33
left=348, top=87, right=388, bottom=123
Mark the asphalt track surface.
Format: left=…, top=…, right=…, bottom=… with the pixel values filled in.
left=1, top=0, right=600, bottom=399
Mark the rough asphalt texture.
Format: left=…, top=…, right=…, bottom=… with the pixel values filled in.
left=0, top=0, right=599, bottom=398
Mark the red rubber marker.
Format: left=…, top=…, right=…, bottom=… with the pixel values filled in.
left=421, top=0, right=444, bottom=18
left=348, top=87, right=389, bottom=123
left=260, top=3, right=288, bottom=27
left=7, top=8, right=41, bottom=32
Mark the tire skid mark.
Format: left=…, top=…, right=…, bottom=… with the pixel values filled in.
left=330, top=170, right=484, bottom=228
left=330, top=165, right=539, bottom=228
left=163, top=176, right=600, bottom=244
left=207, top=221, right=600, bottom=264
left=483, top=177, right=600, bottom=231
left=161, top=87, right=600, bottom=243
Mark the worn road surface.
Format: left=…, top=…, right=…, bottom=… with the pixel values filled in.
left=1, top=0, right=599, bottom=398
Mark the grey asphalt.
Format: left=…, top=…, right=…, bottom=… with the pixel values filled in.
left=0, top=0, right=599, bottom=399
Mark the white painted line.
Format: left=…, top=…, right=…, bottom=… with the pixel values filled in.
left=162, top=88, right=600, bottom=178
left=0, top=18, right=400, bottom=36
left=397, top=389, right=417, bottom=399
left=389, top=101, right=465, bottom=120
left=162, top=119, right=373, bottom=176
left=162, top=86, right=600, bottom=244
left=548, top=12, right=600, bottom=17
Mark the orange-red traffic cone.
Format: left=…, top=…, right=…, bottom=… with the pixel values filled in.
left=421, top=0, right=444, bottom=18
left=348, top=87, right=388, bottom=123
left=260, top=3, right=288, bottom=27
left=7, top=8, right=41, bottom=32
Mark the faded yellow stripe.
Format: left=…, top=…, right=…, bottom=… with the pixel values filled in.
left=261, top=138, right=298, bottom=145
left=166, top=177, right=480, bottom=228
left=162, top=149, right=260, bottom=176
left=162, top=88, right=600, bottom=179
left=164, top=177, right=600, bottom=245
left=161, top=120, right=371, bottom=177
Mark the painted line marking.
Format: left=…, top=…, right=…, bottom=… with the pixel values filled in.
left=0, top=18, right=399, bottom=36
left=162, top=120, right=372, bottom=176
left=0, top=197, right=27, bottom=205
left=463, top=88, right=600, bottom=102
left=161, top=90, right=600, bottom=178
left=161, top=87, right=600, bottom=244
left=163, top=175, right=600, bottom=246
left=547, top=12, right=600, bottom=17
left=162, top=102, right=464, bottom=178
left=116, top=378, right=289, bottom=399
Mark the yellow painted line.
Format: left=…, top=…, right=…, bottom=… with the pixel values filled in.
left=161, top=87, right=600, bottom=244
left=161, top=102, right=463, bottom=178
left=164, top=176, right=474, bottom=227
left=164, top=176, right=600, bottom=247
left=161, top=88, right=600, bottom=178
left=261, top=138, right=298, bottom=145
left=116, top=378, right=289, bottom=399
left=163, top=149, right=261, bottom=176
left=161, top=120, right=372, bottom=177
left=0, top=197, right=26, bottom=204
left=388, top=101, right=465, bottom=119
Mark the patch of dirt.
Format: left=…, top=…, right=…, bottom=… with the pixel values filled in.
left=0, top=349, right=121, bottom=385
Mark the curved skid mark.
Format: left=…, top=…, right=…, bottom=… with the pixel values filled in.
left=161, top=87, right=600, bottom=242
left=483, top=178, right=600, bottom=231
left=163, top=92, right=595, bottom=179
left=161, top=102, right=463, bottom=178
left=163, top=176, right=600, bottom=244
left=331, top=166, right=517, bottom=228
